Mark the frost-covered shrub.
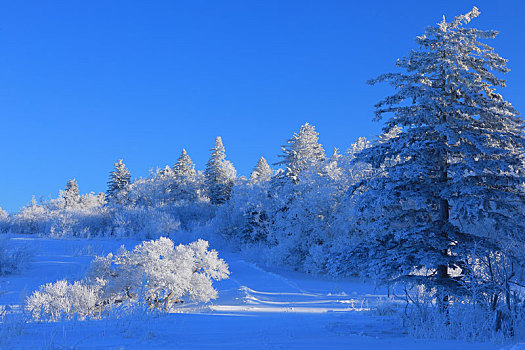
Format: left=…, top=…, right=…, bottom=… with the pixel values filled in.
left=10, top=192, right=110, bottom=237
left=403, top=299, right=515, bottom=341
left=26, top=280, right=100, bottom=321
left=11, top=199, right=52, bottom=234
left=26, top=238, right=229, bottom=321
left=49, top=207, right=112, bottom=238
left=111, top=207, right=180, bottom=238
left=88, top=238, right=229, bottom=307
left=0, top=237, right=32, bottom=275
left=399, top=282, right=525, bottom=341
left=127, top=168, right=206, bottom=209
left=8, top=175, right=216, bottom=237
left=212, top=179, right=272, bottom=247
left=167, top=201, right=216, bottom=231
left=117, top=160, right=215, bottom=232
left=404, top=302, right=495, bottom=341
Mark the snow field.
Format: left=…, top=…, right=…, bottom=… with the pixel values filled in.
left=0, top=236, right=507, bottom=349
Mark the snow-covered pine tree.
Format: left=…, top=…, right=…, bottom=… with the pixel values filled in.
left=106, top=159, right=131, bottom=203
left=169, top=149, right=198, bottom=202
left=204, top=137, right=236, bottom=205
left=62, top=179, right=80, bottom=209
left=275, top=123, right=325, bottom=184
left=250, top=157, right=272, bottom=183
left=173, top=149, right=197, bottom=181
left=356, top=7, right=525, bottom=312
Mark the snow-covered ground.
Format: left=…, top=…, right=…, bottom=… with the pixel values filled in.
left=0, top=235, right=517, bottom=349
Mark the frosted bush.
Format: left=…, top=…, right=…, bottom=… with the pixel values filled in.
left=10, top=193, right=110, bottom=237
left=399, top=284, right=524, bottom=341
left=167, top=201, right=216, bottom=231
left=26, top=280, right=100, bottom=321
left=48, top=207, right=112, bottom=238
left=403, top=301, right=508, bottom=341
left=111, top=207, right=180, bottom=238
left=88, top=238, right=229, bottom=307
left=0, top=237, right=32, bottom=275
left=26, top=238, right=229, bottom=321
left=11, top=199, right=51, bottom=234
left=213, top=180, right=272, bottom=246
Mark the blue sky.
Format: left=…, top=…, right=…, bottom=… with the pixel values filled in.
left=1, top=1, right=524, bottom=212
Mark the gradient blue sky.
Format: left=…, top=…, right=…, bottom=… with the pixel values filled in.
left=1, top=1, right=524, bottom=212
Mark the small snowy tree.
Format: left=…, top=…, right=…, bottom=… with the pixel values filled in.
left=171, top=149, right=199, bottom=202
left=275, top=123, right=325, bottom=184
left=173, top=149, right=197, bottom=181
left=107, top=159, right=131, bottom=203
left=62, top=179, right=80, bottom=209
left=356, top=7, right=525, bottom=318
left=250, top=157, right=272, bottom=183
left=204, top=137, right=236, bottom=205
left=0, top=207, right=8, bottom=233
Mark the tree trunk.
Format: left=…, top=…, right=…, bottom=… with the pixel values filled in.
left=438, top=56, right=451, bottom=316
left=438, top=159, right=450, bottom=316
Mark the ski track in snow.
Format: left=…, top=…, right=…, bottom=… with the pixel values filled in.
left=0, top=236, right=513, bottom=349
left=212, top=258, right=382, bottom=314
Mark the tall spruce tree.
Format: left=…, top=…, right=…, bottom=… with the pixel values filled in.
left=204, top=137, right=236, bottom=204
left=356, top=7, right=525, bottom=309
left=107, top=159, right=131, bottom=203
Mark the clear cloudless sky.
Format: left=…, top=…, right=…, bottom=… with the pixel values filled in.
left=1, top=0, right=524, bottom=212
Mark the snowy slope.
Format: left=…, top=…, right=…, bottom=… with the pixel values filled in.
left=0, top=236, right=509, bottom=349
